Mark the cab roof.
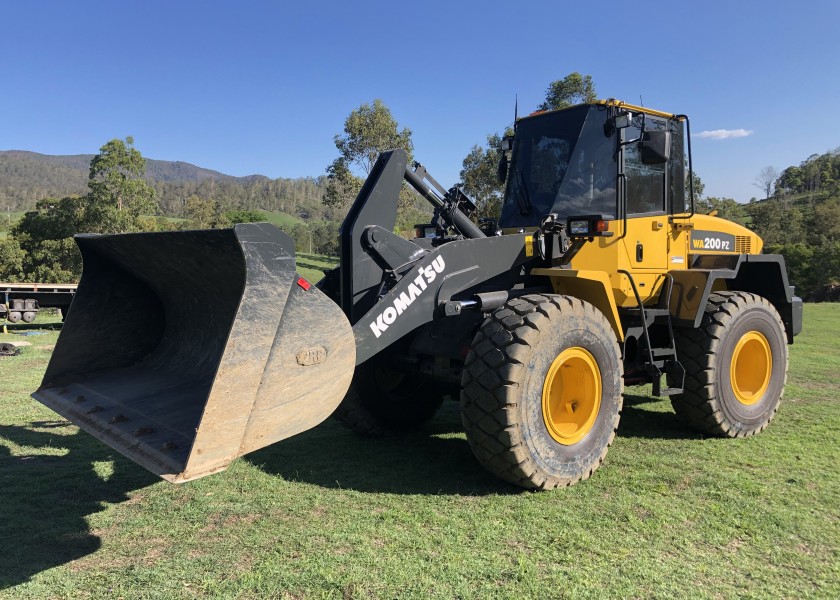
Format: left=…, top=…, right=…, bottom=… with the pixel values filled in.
left=520, top=99, right=682, bottom=122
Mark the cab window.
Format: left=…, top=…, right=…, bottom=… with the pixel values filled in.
left=624, top=117, right=667, bottom=215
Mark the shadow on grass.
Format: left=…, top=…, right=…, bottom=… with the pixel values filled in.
left=4, top=321, right=63, bottom=332
left=0, top=421, right=157, bottom=589
left=246, top=395, right=701, bottom=494
left=245, top=402, right=521, bottom=497
left=296, top=259, right=334, bottom=273
left=619, top=393, right=701, bottom=440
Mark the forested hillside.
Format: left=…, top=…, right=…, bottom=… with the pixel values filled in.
left=0, top=101, right=436, bottom=283
left=699, top=148, right=840, bottom=300
left=0, top=139, right=348, bottom=282
left=2, top=123, right=838, bottom=299
left=0, top=151, right=90, bottom=205
left=0, top=150, right=329, bottom=220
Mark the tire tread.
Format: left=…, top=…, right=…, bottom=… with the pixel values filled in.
left=461, top=294, right=623, bottom=489
left=671, top=291, right=788, bottom=437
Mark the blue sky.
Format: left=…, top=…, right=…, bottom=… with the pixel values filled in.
left=2, top=0, right=838, bottom=203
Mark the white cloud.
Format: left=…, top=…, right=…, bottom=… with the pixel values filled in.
left=696, top=129, right=754, bottom=140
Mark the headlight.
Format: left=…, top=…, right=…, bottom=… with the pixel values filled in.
left=569, top=220, right=590, bottom=235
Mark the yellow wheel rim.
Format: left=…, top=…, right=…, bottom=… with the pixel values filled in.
left=730, top=331, right=772, bottom=405
left=542, top=347, right=601, bottom=446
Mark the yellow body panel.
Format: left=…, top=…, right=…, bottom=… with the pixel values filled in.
left=528, top=213, right=762, bottom=330
left=595, top=99, right=680, bottom=121
left=530, top=268, right=625, bottom=341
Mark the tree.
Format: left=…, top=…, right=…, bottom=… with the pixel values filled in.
left=183, top=195, right=230, bottom=229
left=225, top=209, right=266, bottom=224
left=184, top=195, right=215, bottom=229
left=775, top=165, right=802, bottom=195
left=695, top=197, right=749, bottom=226
left=85, top=136, right=158, bottom=233
left=10, top=197, right=87, bottom=282
left=0, top=238, right=25, bottom=280
left=538, top=73, right=597, bottom=111
left=459, top=133, right=506, bottom=220
left=333, top=99, right=413, bottom=176
left=322, top=158, right=364, bottom=211
left=310, top=220, right=340, bottom=255
left=747, top=199, right=806, bottom=246
left=753, top=166, right=779, bottom=200
left=324, top=99, right=413, bottom=210
left=812, top=197, right=840, bottom=242
left=685, top=171, right=705, bottom=203
left=812, top=241, right=840, bottom=294
left=323, top=100, right=427, bottom=235
left=13, top=196, right=85, bottom=241
left=7, top=138, right=159, bottom=282
left=19, top=238, right=82, bottom=282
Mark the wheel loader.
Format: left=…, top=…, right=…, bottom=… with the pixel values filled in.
left=32, top=100, right=802, bottom=489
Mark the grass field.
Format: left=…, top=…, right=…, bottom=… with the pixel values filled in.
left=1, top=305, right=838, bottom=598
left=261, top=211, right=306, bottom=230
left=295, top=253, right=338, bottom=284
left=0, top=211, right=26, bottom=240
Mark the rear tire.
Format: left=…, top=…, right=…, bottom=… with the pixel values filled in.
left=333, top=360, right=446, bottom=436
left=460, top=294, right=623, bottom=489
left=670, top=291, right=788, bottom=437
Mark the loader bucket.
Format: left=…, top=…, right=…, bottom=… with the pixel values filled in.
left=32, top=223, right=356, bottom=482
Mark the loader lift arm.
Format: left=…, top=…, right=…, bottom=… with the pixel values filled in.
left=331, top=149, right=530, bottom=365
left=338, top=149, right=484, bottom=325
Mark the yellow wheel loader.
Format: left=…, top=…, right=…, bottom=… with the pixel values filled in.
left=33, top=100, right=802, bottom=489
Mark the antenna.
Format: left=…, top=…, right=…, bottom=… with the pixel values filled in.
left=514, top=94, right=518, bottom=122
left=639, top=95, right=644, bottom=107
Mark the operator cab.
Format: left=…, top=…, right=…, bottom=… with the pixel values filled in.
left=498, top=102, right=688, bottom=231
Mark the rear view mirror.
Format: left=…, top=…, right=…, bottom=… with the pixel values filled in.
left=639, top=130, right=671, bottom=165
left=497, top=135, right=514, bottom=183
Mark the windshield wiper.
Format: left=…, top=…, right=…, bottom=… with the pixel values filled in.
left=514, top=169, right=533, bottom=216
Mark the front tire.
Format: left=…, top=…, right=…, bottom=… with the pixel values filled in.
left=670, top=291, right=788, bottom=437
left=460, top=294, right=623, bottom=489
left=333, top=359, right=446, bottom=436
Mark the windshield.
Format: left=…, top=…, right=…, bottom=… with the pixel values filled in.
left=499, top=105, right=616, bottom=228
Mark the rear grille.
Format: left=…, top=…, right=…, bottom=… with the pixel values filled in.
left=736, top=236, right=751, bottom=254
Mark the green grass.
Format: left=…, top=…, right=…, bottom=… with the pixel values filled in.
left=1, top=305, right=839, bottom=598
left=0, top=211, right=25, bottom=239
left=261, top=211, right=306, bottom=229
left=296, top=252, right=338, bottom=283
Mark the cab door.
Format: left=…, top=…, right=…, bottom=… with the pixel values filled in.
left=622, top=121, right=669, bottom=272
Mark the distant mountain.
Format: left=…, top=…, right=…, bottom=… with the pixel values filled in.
left=0, top=149, right=260, bottom=193
left=0, top=150, right=325, bottom=220
left=145, top=158, right=239, bottom=183
left=0, top=150, right=90, bottom=203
